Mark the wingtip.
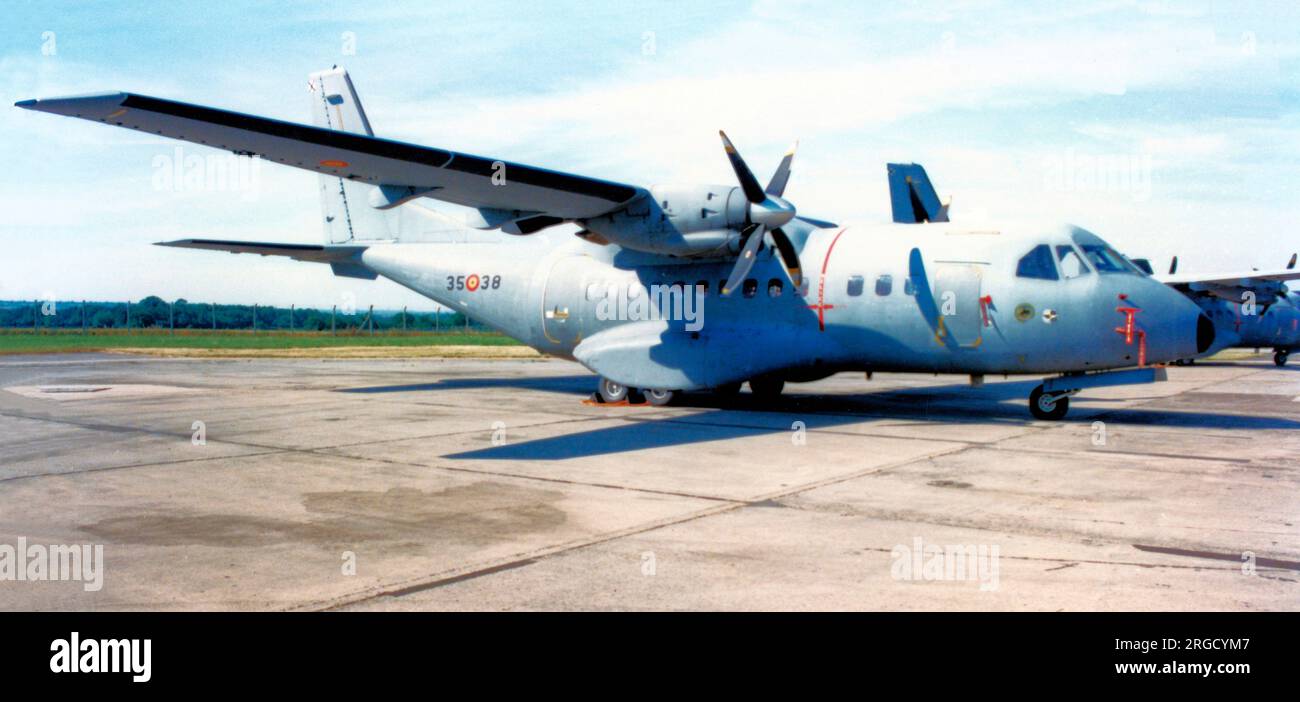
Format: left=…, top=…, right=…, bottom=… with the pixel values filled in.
left=14, top=99, right=37, bottom=109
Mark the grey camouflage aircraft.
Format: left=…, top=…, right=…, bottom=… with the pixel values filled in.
left=1138, top=255, right=1300, bottom=367
left=18, top=68, right=1220, bottom=419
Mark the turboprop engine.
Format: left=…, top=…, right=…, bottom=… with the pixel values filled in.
left=577, top=132, right=804, bottom=295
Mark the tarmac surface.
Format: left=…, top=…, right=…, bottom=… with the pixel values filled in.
left=1, top=352, right=1297, bottom=610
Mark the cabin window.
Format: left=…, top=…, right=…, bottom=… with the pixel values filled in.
left=847, top=275, right=865, bottom=296
left=1016, top=244, right=1059, bottom=280
left=904, top=277, right=916, bottom=295
left=743, top=279, right=758, bottom=298
left=768, top=278, right=783, bottom=297
left=1056, top=245, right=1091, bottom=279
left=875, top=274, right=893, bottom=296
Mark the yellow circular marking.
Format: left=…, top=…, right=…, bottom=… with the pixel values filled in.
left=466, top=274, right=481, bottom=292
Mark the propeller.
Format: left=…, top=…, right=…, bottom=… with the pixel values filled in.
left=1169, top=256, right=1179, bottom=275
left=718, top=131, right=802, bottom=295
left=1288, top=253, right=1297, bottom=270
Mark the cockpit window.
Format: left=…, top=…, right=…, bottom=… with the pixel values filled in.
left=1056, top=245, right=1091, bottom=279
left=1016, top=244, right=1059, bottom=280
left=1080, top=244, right=1130, bottom=274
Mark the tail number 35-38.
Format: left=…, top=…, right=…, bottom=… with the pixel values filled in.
left=447, top=274, right=502, bottom=292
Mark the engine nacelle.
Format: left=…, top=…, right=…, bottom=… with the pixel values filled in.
left=578, top=184, right=750, bottom=257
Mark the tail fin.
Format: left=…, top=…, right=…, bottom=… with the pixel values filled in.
left=887, top=163, right=950, bottom=224
left=310, top=67, right=387, bottom=243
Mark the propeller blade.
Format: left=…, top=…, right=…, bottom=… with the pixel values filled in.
left=765, top=141, right=797, bottom=197
left=1288, top=253, right=1297, bottom=270
left=1169, top=256, right=1179, bottom=275
left=769, top=227, right=803, bottom=288
left=719, top=130, right=766, bottom=203
left=722, top=224, right=765, bottom=296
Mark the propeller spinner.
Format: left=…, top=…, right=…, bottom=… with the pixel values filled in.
left=718, top=131, right=803, bottom=296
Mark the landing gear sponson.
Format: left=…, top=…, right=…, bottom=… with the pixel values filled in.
left=1028, top=366, right=1168, bottom=420
left=1275, top=349, right=1290, bottom=367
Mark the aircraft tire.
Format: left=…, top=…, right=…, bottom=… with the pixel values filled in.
left=645, top=389, right=676, bottom=406
left=598, top=377, right=630, bottom=403
left=749, top=377, right=785, bottom=400
left=1029, top=385, right=1069, bottom=420
left=1275, top=350, right=1290, bottom=367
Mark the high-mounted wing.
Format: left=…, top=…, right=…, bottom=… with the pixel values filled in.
left=15, top=91, right=645, bottom=221
left=1156, top=258, right=1300, bottom=309
left=1157, top=269, right=1300, bottom=287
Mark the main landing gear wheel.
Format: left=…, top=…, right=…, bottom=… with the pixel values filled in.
left=598, top=377, right=630, bottom=403
left=1276, top=350, right=1290, bottom=367
left=1029, top=384, right=1070, bottom=420
left=749, top=377, right=785, bottom=400
left=644, top=388, right=677, bottom=406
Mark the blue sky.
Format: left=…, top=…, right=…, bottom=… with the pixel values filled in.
left=2, top=0, right=1298, bottom=309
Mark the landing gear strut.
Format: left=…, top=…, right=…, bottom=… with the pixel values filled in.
left=1028, top=384, right=1070, bottom=420
left=1275, top=349, right=1290, bottom=367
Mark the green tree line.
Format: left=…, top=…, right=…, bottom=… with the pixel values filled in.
left=0, top=297, right=483, bottom=332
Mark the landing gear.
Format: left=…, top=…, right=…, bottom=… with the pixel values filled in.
left=1028, top=384, right=1070, bottom=420
left=1275, top=349, right=1290, bottom=367
left=1173, top=358, right=1196, bottom=366
left=712, top=381, right=742, bottom=397
left=749, top=377, right=785, bottom=400
left=644, top=388, right=676, bottom=406
left=598, top=377, right=629, bottom=403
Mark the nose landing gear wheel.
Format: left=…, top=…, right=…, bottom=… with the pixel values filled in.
left=1029, top=384, right=1070, bottom=420
left=598, top=377, right=629, bottom=403
left=1275, top=350, right=1290, bottom=367
left=645, top=389, right=677, bottom=406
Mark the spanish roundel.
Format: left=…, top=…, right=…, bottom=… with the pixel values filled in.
left=466, top=274, right=480, bottom=292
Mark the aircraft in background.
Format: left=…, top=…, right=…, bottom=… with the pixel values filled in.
left=1129, top=255, right=1300, bottom=366
left=18, top=68, right=1217, bottom=419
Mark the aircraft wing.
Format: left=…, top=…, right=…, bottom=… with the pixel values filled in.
left=16, top=92, right=645, bottom=221
left=1156, top=269, right=1300, bottom=287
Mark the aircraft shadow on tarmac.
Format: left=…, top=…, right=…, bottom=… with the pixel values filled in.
left=340, top=376, right=1300, bottom=461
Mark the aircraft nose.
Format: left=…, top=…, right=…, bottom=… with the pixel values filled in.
left=1196, top=313, right=1215, bottom=355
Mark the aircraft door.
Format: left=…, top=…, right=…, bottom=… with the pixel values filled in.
left=542, top=255, right=589, bottom=346
left=934, top=264, right=985, bottom=348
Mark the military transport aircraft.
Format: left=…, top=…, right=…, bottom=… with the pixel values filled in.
left=1139, top=256, right=1300, bottom=367
left=18, top=68, right=1218, bottom=419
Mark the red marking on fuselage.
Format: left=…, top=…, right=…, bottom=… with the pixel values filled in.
left=806, top=228, right=848, bottom=331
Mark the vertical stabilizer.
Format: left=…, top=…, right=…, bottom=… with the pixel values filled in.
left=310, top=67, right=385, bottom=243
